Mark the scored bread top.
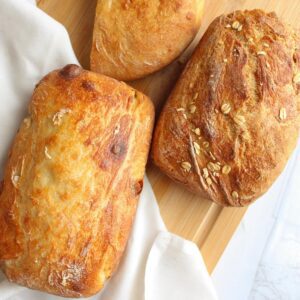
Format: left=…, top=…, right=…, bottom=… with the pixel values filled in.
left=90, top=0, right=204, bottom=81
left=152, top=10, right=300, bottom=206
left=0, top=65, right=154, bottom=297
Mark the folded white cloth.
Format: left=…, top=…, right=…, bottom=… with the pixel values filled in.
left=0, top=0, right=218, bottom=299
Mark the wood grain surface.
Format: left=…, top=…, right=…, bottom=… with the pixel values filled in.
left=38, top=0, right=300, bottom=273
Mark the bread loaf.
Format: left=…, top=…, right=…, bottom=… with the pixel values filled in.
left=0, top=65, right=154, bottom=297
left=152, top=10, right=300, bottom=206
left=90, top=0, right=204, bottom=81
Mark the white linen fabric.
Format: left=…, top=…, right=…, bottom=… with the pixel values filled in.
left=0, top=0, right=218, bottom=299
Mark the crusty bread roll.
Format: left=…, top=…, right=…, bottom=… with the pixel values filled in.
left=0, top=65, right=154, bottom=297
left=90, top=0, right=204, bottom=81
left=152, top=10, right=300, bottom=207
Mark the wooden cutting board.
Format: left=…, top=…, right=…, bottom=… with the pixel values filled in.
left=38, top=0, right=300, bottom=273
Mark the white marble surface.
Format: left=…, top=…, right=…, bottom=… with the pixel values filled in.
left=249, top=148, right=300, bottom=300
left=212, top=140, right=300, bottom=300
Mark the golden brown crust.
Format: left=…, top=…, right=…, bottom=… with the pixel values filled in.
left=90, top=0, right=204, bottom=81
left=0, top=65, right=154, bottom=297
left=152, top=10, right=300, bottom=207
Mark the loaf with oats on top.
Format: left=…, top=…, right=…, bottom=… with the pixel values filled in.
left=152, top=10, right=300, bottom=206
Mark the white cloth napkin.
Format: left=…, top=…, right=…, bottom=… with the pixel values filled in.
left=0, top=0, right=218, bottom=299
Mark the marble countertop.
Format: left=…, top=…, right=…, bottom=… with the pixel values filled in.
left=212, top=140, right=300, bottom=300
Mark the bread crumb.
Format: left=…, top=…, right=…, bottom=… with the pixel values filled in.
left=208, top=162, right=220, bottom=172
left=231, top=21, right=240, bottom=30
left=192, top=128, right=201, bottom=135
left=234, top=115, right=246, bottom=126
left=203, top=168, right=209, bottom=179
left=181, top=161, right=192, bottom=172
left=23, top=117, right=31, bottom=128
left=206, top=177, right=213, bottom=186
left=45, top=147, right=52, bottom=160
left=53, top=108, right=71, bottom=126
left=222, top=165, right=231, bottom=175
left=221, top=103, right=231, bottom=114
left=209, top=151, right=216, bottom=161
left=293, top=73, right=300, bottom=84
left=193, top=142, right=201, bottom=155
left=11, top=170, right=20, bottom=188
left=232, top=191, right=239, bottom=199
left=193, top=93, right=199, bottom=100
left=203, top=141, right=209, bottom=149
left=114, top=124, right=120, bottom=135
left=279, top=108, right=287, bottom=120
left=189, top=105, right=196, bottom=114
left=95, top=42, right=101, bottom=52
left=257, top=51, right=267, bottom=56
